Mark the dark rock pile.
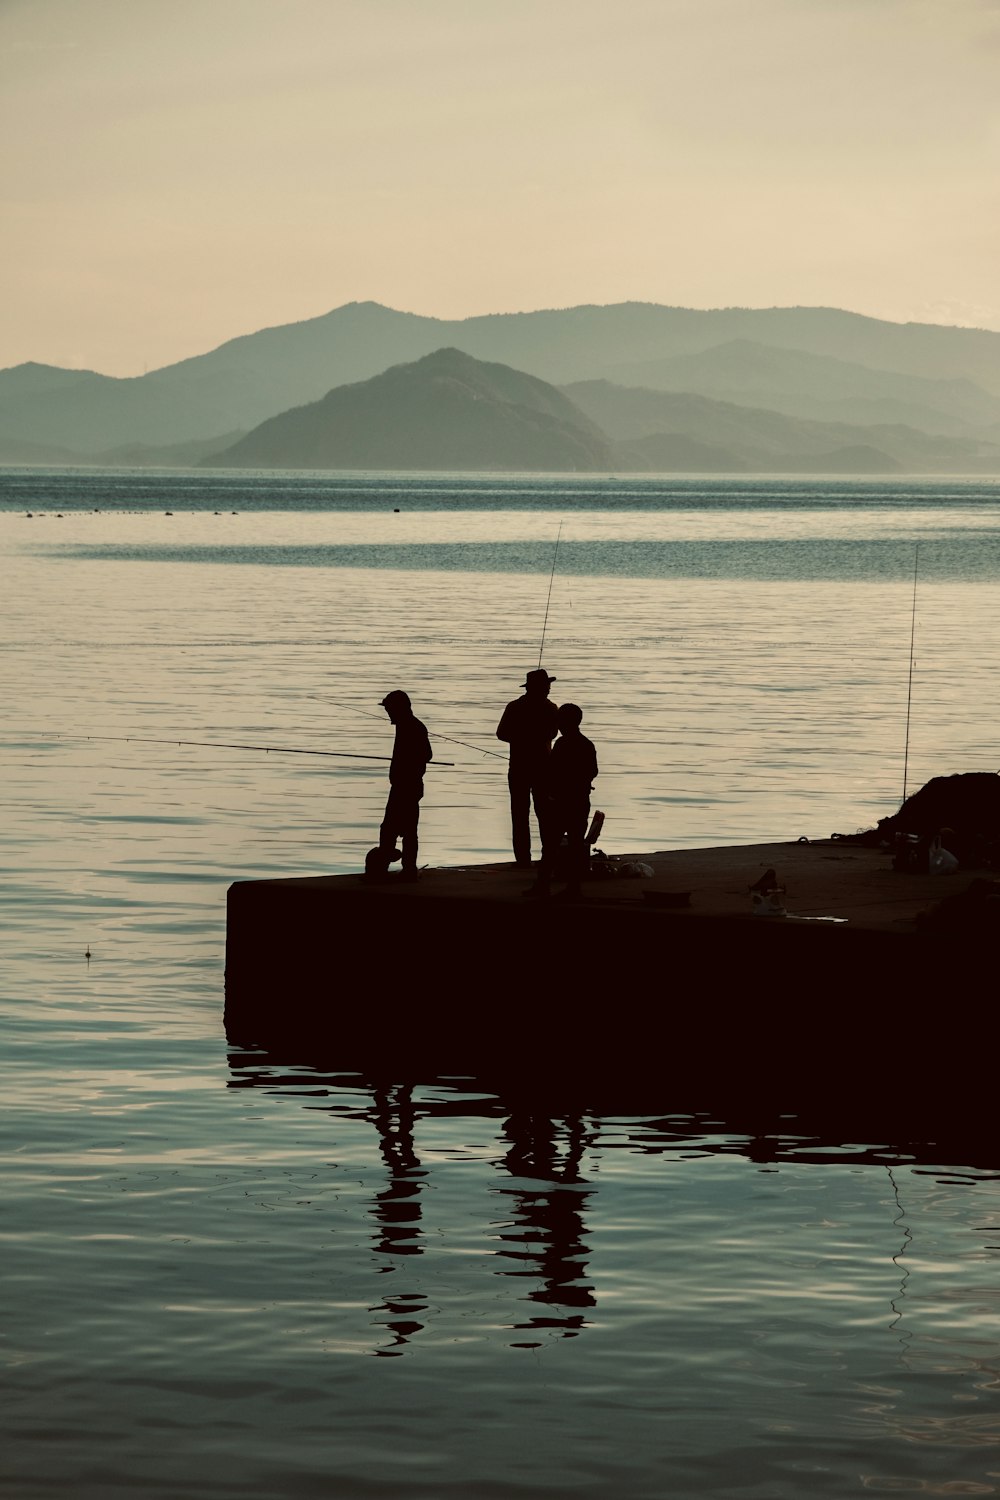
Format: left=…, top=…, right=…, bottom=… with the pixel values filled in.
left=837, top=771, right=1000, bottom=867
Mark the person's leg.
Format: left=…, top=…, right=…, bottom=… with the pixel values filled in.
left=399, top=783, right=423, bottom=874
left=508, top=768, right=532, bottom=865
left=379, top=787, right=404, bottom=859
left=529, top=800, right=562, bottom=893
left=529, top=777, right=549, bottom=866
left=564, top=800, right=590, bottom=897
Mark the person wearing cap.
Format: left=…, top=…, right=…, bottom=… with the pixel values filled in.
left=371, top=690, right=433, bottom=881
left=529, top=702, right=599, bottom=900
left=496, top=667, right=561, bottom=867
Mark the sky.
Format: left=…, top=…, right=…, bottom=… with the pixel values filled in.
left=2, top=0, right=999, bottom=377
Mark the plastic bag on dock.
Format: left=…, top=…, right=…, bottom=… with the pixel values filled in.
left=929, top=835, right=958, bottom=876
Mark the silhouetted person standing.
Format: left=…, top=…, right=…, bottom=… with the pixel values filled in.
left=530, top=703, right=598, bottom=900
left=496, top=668, right=560, bottom=867
left=369, top=690, right=432, bottom=881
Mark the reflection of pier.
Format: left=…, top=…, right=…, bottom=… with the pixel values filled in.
left=230, top=1050, right=1000, bottom=1368
left=227, top=1054, right=996, bottom=1359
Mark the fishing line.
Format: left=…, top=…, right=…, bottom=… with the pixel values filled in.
left=901, top=544, right=919, bottom=804
left=537, top=520, right=564, bottom=669
left=9, top=731, right=454, bottom=766
left=886, top=1164, right=914, bottom=1359
left=318, top=695, right=507, bottom=761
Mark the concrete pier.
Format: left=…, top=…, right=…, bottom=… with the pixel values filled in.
left=225, top=840, right=995, bottom=1126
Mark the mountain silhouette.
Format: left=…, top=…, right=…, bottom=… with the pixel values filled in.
left=564, top=380, right=1000, bottom=473
left=606, top=339, right=1000, bottom=434
left=209, top=347, right=614, bottom=471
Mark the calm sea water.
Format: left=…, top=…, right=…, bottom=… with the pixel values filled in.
left=3, top=468, right=1000, bottom=1499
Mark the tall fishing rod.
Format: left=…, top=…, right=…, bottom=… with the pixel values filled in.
left=537, top=520, right=564, bottom=669
left=901, top=544, right=919, bottom=804
left=14, top=731, right=454, bottom=766
left=317, top=695, right=508, bottom=761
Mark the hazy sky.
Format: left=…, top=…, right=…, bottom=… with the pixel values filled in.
left=3, top=0, right=999, bottom=376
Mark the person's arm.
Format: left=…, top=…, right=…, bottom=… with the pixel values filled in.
left=409, top=717, right=432, bottom=767
left=574, top=738, right=597, bottom=786
left=496, top=701, right=515, bottom=743
left=399, top=718, right=431, bottom=771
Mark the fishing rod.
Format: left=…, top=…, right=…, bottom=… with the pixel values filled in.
left=14, top=731, right=454, bottom=766
left=537, top=520, right=564, bottom=669
left=318, top=695, right=508, bottom=762
left=901, top=544, right=919, bottom=804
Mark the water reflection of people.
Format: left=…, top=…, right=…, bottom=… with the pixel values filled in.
left=224, top=1062, right=602, bottom=1355
left=367, top=1082, right=428, bottom=1356
left=494, top=1110, right=596, bottom=1344
left=496, top=668, right=560, bottom=867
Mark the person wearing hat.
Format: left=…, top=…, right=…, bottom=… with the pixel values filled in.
left=368, top=689, right=433, bottom=881
left=496, top=667, right=561, bottom=867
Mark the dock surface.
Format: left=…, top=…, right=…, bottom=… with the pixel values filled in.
left=233, top=838, right=957, bottom=930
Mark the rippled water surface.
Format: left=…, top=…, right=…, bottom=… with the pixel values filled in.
left=3, top=469, right=1000, bottom=1498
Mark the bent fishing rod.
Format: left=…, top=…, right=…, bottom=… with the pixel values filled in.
left=317, top=696, right=508, bottom=761
left=901, top=543, right=919, bottom=805
left=15, top=731, right=454, bottom=766
left=538, top=520, right=564, bottom=669
left=311, top=528, right=569, bottom=758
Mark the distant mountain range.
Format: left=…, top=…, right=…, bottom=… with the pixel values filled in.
left=205, top=349, right=999, bottom=474
left=4, top=299, right=1000, bottom=472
